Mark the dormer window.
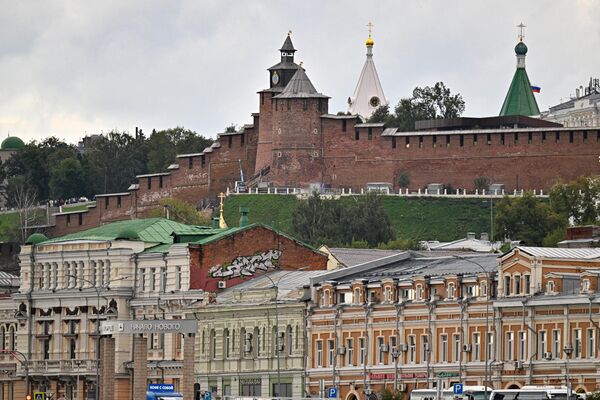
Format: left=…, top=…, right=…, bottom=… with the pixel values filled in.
left=322, top=289, right=330, bottom=307
left=447, top=283, right=455, bottom=299
left=353, top=288, right=361, bottom=305
left=384, top=287, right=391, bottom=303
left=582, top=279, right=590, bottom=293
left=416, top=285, right=423, bottom=301
left=480, top=281, right=487, bottom=297
left=547, top=281, right=555, bottom=294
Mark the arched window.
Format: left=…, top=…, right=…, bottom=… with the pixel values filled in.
left=9, top=326, right=15, bottom=351
left=353, top=288, right=361, bottom=305
left=223, top=329, right=230, bottom=358
left=448, top=283, right=455, bottom=299
left=254, top=327, right=261, bottom=357
left=231, top=329, right=236, bottom=358
left=201, top=330, right=206, bottom=354
left=295, top=325, right=300, bottom=349
left=384, top=286, right=392, bottom=303
left=416, top=285, right=423, bottom=301
left=547, top=281, right=555, bottom=294
left=286, top=325, right=293, bottom=356
left=210, top=329, right=216, bottom=358
left=240, top=327, right=247, bottom=356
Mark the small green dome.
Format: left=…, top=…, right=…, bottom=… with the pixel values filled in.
left=26, top=233, right=48, bottom=245
left=1, top=136, right=25, bottom=150
left=515, top=41, right=528, bottom=56
left=116, top=228, right=139, bottom=240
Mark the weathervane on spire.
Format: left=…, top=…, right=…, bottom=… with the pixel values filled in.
left=288, top=30, right=292, bottom=37
left=517, top=22, right=526, bottom=42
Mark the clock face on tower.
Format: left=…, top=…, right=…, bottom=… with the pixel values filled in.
left=272, top=72, right=280, bottom=85
left=370, top=96, right=381, bottom=107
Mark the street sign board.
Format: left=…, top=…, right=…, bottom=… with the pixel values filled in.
left=328, top=387, right=338, bottom=398
left=100, top=319, right=197, bottom=335
left=204, top=391, right=212, bottom=400
left=34, top=393, right=46, bottom=400
left=453, top=383, right=464, bottom=395
left=149, top=384, right=175, bottom=392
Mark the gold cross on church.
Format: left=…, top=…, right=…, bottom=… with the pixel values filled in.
left=367, top=21, right=374, bottom=37
left=517, top=22, right=526, bottom=41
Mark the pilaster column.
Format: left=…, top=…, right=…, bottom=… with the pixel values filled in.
left=182, top=333, right=196, bottom=400
left=101, top=337, right=116, bottom=400
left=133, top=335, right=148, bottom=400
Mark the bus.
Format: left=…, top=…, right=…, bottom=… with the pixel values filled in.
left=410, top=386, right=493, bottom=400
left=489, top=386, right=578, bottom=400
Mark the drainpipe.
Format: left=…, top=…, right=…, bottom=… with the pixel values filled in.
left=522, top=300, right=538, bottom=384
left=363, top=302, right=372, bottom=395
left=394, top=301, right=403, bottom=392
left=333, top=306, right=340, bottom=391
left=458, top=298, right=467, bottom=384
left=426, top=300, right=434, bottom=387
left=304, top=302, right=314, bottom=397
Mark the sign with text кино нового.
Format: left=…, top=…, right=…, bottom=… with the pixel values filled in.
left=100, top=320, right=197, bottom=335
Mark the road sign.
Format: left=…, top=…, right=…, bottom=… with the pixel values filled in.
left=34, top=393, right=46, bottom=400
left=204, top=391, right=212, bottom=400
left=453, top=383, right=464, bottom=395
left=328, top=387, right=338, bottom=399
left=100, top=319, right=197, bottom=335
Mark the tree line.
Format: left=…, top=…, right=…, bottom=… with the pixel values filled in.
left=0, top=127, right=212, bottom=207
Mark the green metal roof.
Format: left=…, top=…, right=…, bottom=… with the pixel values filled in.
left=42, top=218, right=193, bottom=244
left=1, top=136, right=25, bottom=150
left=499, top=67, right=540, bottom=117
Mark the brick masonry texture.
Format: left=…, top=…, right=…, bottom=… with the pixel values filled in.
left=48, top=71, right=600, bottom=237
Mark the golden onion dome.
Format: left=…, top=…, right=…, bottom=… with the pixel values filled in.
left=365, top=35, right=374, bottom=46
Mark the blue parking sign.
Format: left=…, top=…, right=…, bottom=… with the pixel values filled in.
left=204, top=391, right=212, bottom=400
left=328, top=387, right=338, bottom=398
left=453, top=383, right=463, bottom=395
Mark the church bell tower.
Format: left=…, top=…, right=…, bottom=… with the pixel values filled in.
left=269, top=31, right=299, bottom=89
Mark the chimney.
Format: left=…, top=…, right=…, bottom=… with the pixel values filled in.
left=480, top=232, right=489, bottom=241
left=466, top=232, right=476, bottom=240
left=212, top=217, right=220, bottom=229
left=239, top=207, right=250, bottom=227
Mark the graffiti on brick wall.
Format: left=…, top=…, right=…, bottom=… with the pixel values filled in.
left=209, top=250, right=282, bottom=279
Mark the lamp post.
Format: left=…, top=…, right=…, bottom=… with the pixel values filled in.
left=263, top=267, right=309, bottom=399
left=453, top=255, right=493, bottom=397
left=563, top=344, right=573, bottom=399
left=66, top=274, right=128, bottom=400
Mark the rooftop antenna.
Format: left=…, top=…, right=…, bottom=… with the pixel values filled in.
left=517, top=22, right=526, bottom=42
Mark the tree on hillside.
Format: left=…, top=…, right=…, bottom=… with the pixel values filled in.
left=83, top=131, right=147, bottom=194
left=369, top=82, right=465, bottom=131
left=549, top=176, right=600, bottom=225
left=495, top=193, right=567, bottom=246
left=145, top=127, right=213, bottom=172
left=292, top=192, right=395, bottom=247
left=49, top=158, right=87, bottom=199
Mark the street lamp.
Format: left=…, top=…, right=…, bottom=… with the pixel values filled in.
left=66, top=274, right=128, bottom=400
left=563, top=344, right=573, bottom=399
left=453, top=255, right=493, bottom=397
left=262, top=267, right=309, bottom=399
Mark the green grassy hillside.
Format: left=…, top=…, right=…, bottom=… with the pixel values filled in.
left=224, top=195, right=492, bottom=242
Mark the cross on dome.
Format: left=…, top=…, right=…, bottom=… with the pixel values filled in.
left=517, top=22, right=526, bottom=42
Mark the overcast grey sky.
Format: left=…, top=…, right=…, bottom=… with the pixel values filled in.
left=1, top=1, right=598, bottom=144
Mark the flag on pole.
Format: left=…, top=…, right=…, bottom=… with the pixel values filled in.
left=530, top=85, right=541, bottom=93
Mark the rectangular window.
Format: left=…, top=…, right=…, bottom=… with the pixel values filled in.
left=228, top=135, right=233, bottom=148
left=175, top=266, right=182, bottom=290
left=159, top=175, right=163, bottom=188
left=316, top=340, right=323, bottom=367
left=583, top=131, right=588, bottom=142
left=553, top=329, right=561, bottom=359
left=201, top=155, right=206, bottom=166
left=440, top=334, right=448, bottom=363
left=515, top=275, right=521, bottom=294
left=241, top=134, right=245, bottom=146
left=188, top=157, right=193, bottom=169
left=160, top=267, right=167, bottom=292
left=569, top=131, right=574, bottom=143
left=486, top=132, right=491, bottom=144
left=408, top=335, right=416, bottom=364
left=539, top=331, right=547, bottom=359
left=524, top=275, right=531, bottom=294
left=500, top=133, right=505, bottom=145
left=78, top=213, right=83, bottom=226
left=504, top=276, right=511, bottom=296
left=473, top=332, right=481, bottom=362
left=368, top=127, right=373, bottom=140
left=432, top=135, right=437, bottom=147
left=328, top=339, right=335, bottom=367
left=147, top=177, right=152, bottom=190
left=506, top=332, right=514, bottom=361
left=390, top=336, right=397, bottom=357
left=446, top=135, right=450, bottom=147
left=421, top=334, right=429, bottom=363
left=392, top=137, right=396, bottom=149
left=347, top=338, right=354, bottom=366
left=359, top=338, right=366, bottom=365
left=556, top=131, right=560, bottom=143
left=514, top=132, right=519, bottom=143
left=528, top=132, right=533, bottom=144
left=117, top=196, right=122, bottom=208
left=519, top=331, right=527, bottom=360
left=150, top=268, right=156, bottom=291
left=342, top=119, right=347, bottom=132
left=453, top=334, right=461, bottom=362
left=105, top=197, right=109, bottom=209
left=574, top=329, right=582, bottom=358
left=473, top=134, right=478, bottom=145
left=355, top=128, right=359, bottom=141
left=419, top=136, right=423, bottom=148
left=405, top=136, right=410, bottom=148
left=587, top=328, right=595, bottom=359
left=378, top=337, right=385, bottom=364
left=139, top=268, right=145, bottom=291
left=542, top=131, right=547, bottom=142
left=460, top=134, right=464, bottom=147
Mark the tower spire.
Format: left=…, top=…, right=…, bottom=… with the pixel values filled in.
left=347, top=22, right=388, bottom=119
